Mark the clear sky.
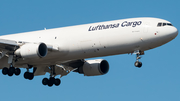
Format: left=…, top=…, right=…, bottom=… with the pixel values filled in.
left=0, top=0, right=180, bottom=101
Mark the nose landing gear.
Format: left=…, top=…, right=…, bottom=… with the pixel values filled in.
left=134, top=50, right=144, bottom=68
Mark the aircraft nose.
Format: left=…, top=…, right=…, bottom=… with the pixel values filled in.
left=170, top=27, right=178, bottom=39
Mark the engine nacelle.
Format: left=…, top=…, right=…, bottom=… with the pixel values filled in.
left=79, top=59, right=109, bottom=76
left=15, top=43, right=48, bottom=58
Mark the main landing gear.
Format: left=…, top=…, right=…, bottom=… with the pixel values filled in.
left=2, top=66, right=21, bottom=76
left=42, top=65, right=61, bottom=87
left=24, top=71, right=34, bottom=80
left=24, top=65, right=35, bottom=80
left=134, top=50, right=144, bottom=68
left=2, top=55, right=21, bottom=76
left=42, top=77, right=61, bottom=87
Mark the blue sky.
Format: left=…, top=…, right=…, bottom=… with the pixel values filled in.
left=0, top=0, right=180, bottom=101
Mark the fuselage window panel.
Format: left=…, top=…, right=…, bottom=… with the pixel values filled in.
left=163, top=23, right=167, bottom=26
left=157, top=23, right=162, bottom=27
left=157, top=22, right=173, bottom=27
left=167, top=23, right=173, bottom=26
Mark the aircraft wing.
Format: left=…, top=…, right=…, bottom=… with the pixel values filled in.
left=0, top=38, right=58, bottom=52
left=0, top=38, right=58, bottom=70
left=0, top=38, right=19, bottom=51
left=34, top=59, right=85, bottom=77
left=60, top=59, right=85, bottom=68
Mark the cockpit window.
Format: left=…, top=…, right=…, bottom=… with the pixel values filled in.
left=157, top=22, right=173, bottom=27
left=157, top=23, right=162, bottom=27
left=163, top=23, right=166, bottom=26
left=167, top=23, right=173, bottom=26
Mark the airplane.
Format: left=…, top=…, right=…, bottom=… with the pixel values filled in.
left=0, top=17, right=178, bottom=87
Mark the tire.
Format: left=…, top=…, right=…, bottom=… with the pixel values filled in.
left=138, top=62, right=142, bottom=68
left=9, top=67, right=15, bottom=74
left=42, top=78, right=48, bottom=85
left=49, top=77, right=55, bottom=84
left=15, top=68, right=21, bottom=76
left=48, top=81, right=53, bottom=87
left=134, top=61, right=142, bottom=68
left=8, top=72, right=13, bottom=76
left=54, top=78, right=61, bottom=86
left=134, top=61, right=139, bottom=67
left=8, top=67, right=15, bottom=76
left=48, top=77, right=55, bottom=87
left=24, top=72, right=29, bottom=79
left=2, top=67, right=9, bottom=75
left=28, top=73, right=34, bottom=80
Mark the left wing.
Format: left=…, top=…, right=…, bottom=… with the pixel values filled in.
left=0, top=38, right=109, bottom=87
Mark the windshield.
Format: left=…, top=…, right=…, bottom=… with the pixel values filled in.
left=157, top=22, right=173, bottom=27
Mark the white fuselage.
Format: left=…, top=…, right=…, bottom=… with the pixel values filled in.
left=0, top=17, right=178, bottom=67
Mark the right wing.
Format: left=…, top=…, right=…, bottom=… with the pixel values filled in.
left=33, top=59, right=85, bottom=77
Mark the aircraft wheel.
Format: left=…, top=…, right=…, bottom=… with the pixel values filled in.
left=48, top=81, right=53, bottom=87
left=28, top=73, right=34, bottom=80
left=2, top=67, right=9, bottom=75
left=42, top=78, right=48, bottom=85
left=8, top=72, right=13, bottom=76
left=134, top=61, right=142, bottom=68
left=24, top=72, right=29, bottom=79
left=15, top=68, right=21, bottom=76
left=48, top=77, right=55, bottom=87
left=9, top=67, right=15, bottom=73
left=8, top=67, right=15, bottom=76
left=54, top=78, right=61, bottom=86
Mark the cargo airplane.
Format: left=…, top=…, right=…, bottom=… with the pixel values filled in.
left=0, top=17, right=178, bottom=87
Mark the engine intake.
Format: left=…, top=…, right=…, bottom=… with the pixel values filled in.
left=79, top=59, right=109, bottom=76
left=15, top=43, right=48, bottom=58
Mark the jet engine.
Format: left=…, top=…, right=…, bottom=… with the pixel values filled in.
left=78, top=59, right=109, bottom=76
left=15, top=43, right=48, bottom=58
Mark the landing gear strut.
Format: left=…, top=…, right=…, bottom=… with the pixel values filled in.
left=134, top=50, right=144, bottom=68
left=42, top=65, right=61, bottom=87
